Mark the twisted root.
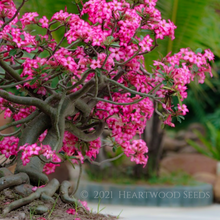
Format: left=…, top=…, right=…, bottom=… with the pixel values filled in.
left=0, top=168, right=84, bottom=215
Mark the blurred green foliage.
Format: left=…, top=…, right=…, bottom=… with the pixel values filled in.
left=187, top=122, right=220, bottom=160
left=86, top=167, right=198, bottom=186
left=145, top=0, right=214, bottom=67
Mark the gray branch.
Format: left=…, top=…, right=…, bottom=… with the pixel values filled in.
left=0, top=90, right=54, bottom=116
left=65, top=120, right=105, bottom=142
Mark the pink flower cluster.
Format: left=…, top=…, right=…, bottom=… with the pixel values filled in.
left=0, top=97, right=36, bottom=122
left=19, top=143, right=61, bottom=174
left=124, top=139, right=149, bottom=167
left=61, top=131, right=101, bottom=164
left=20, top=12, right=39, bottom=29
left=0, top=136, right=19, bottom=158
left=153, top=48, right=213, bottom=126
left=96, top=94, right=153, bottom=165
left=66, top=208, right=78, bottom=215
left=0, top=0, right=16, bottom=19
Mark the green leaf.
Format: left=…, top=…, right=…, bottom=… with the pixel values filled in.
left=7, top=33, right=13, bottom=39
left=193, top=129, right=220, bottom=160
left=192, top=64, right=199, bottom=72
left=9, top=49, right=18, bottom=56
left=195, top=48, right=203, bottom=54
left=68, top=156, right=78, bottom=159
left=29, top=77, right=38, bottom=85
left=35, top=35, right=41, bottom=42
left=158, top=69, right=165, bottom=76
left=138, top=29, right=152, bottom=34
left=33, top=88, right=38, bottom=93
left=109, top=42, right=120, bottom=48
left=135, top=10, right=142, bottom=17
left=162, top=80, right=167, bottom=85
left=107, top=36, right=114, bottom=42
left=20, top=34, right=25, bottom=41
left=95, top=68, right=102, bottom=77
left=112, top=145, right=117, bottom=153
left=176, top=116, right=182, bottom=123
left=186, top=139, right=211, bottom=158
left=178, top=115, right=185, bottom=120
left=131, top=37, right=139, bottom=44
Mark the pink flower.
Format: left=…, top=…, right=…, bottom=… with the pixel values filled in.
left=4, top=108, right=12, bottom=118
left=39, top=16, right=49, bottom=28
left=32, top=186, right=38, bottom=192
left=61, top=56, right=77, bottom=71
left=177, top=104, right=189, bottom=115
left=20, top=12, right=39, bottom=28
left=183, top=51, right=195, bottom=62
left=79, top=200, right=90, bottom=211
left=29, top=143, right=41, bottom=155
left=43, top=163, right=60, bottom=174
left=66, top=208, right=78, bottom=215
left=90, top=59, right=101, bottom=69
left=139, top=35, right=153, bottom=52
left=109, top=48, right=124, bottom=61
left=164, top=115, right=175, bottom=127
left=204, top=49, right=214, bottom=61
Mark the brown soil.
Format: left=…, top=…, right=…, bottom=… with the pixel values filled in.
left=0, top=189, right=117, bottom=220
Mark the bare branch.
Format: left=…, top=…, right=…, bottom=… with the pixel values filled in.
left=0, top=111, right=40, bottom=132
left=68, top=79, right=95, bottom=101
left=0, top=128, right=21, bottom=137
left=0, top=59, right=22, bottom=82
left=65, top=120, right=105, bottom=142
left=93, top=97, right=145, bottom=106
left=0, top=90, right=54, bottom=116
left=66, top=69, right=94, bottom=91
left=104, top=76, right=155, bottom=98
left=85, top=153, right=124, bottom=166
left=66, top=39, right=81, bottom=49
left=0, top=78, right=33, bottom=89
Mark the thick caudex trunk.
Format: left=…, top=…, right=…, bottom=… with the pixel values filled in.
left=15, top=113, right=51, bottom=185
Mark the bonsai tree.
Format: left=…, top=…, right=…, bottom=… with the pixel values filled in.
left=0, top=0, right=214, bottom=216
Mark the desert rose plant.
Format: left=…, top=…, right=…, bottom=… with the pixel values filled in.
left=0, top=0, right=214, bottom=215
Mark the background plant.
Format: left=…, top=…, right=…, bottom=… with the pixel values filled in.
left=187, top=123, right=220, bottom=161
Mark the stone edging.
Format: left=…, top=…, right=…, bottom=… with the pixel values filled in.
left=75, top=181, right=213, bottom=207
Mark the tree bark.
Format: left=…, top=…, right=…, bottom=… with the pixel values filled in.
left=15, top=113, right=51, bottom=185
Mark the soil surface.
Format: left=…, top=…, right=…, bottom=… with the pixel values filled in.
left=0, top=189, right=117, bottom=220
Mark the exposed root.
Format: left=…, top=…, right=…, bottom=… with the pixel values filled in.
left=0, top=167, right=89, bottom=217
left=60, top=180, right=89, bottom=214
left=33, top=205, right=49, bottom=215
left=15, top=166, right=49, bottom=185
left=0, top=172, right=29, bottom=191
left=3, top=178, right=59, bottom=214
left=0, top=168, right=13, bottom=178
left=60, top=180, right=79, bottom=205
